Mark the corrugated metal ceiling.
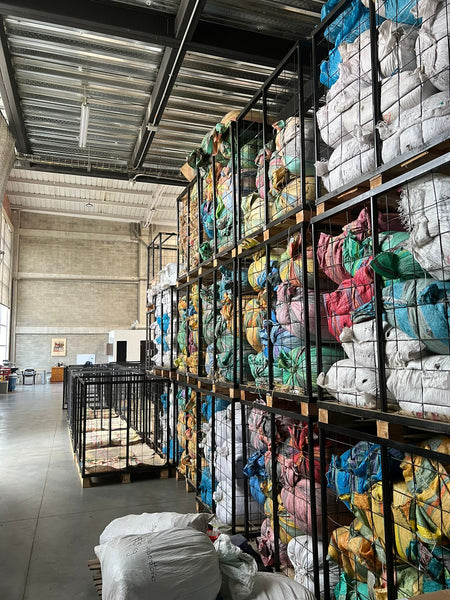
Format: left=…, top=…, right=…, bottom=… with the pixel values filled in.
left=0, top=0, right=321, bottom=226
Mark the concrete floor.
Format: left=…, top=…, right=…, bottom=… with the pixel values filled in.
left=0, top=382, right=196, bottom=600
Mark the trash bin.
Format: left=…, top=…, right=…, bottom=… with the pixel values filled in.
left=8, top=374, right=17, bottom=391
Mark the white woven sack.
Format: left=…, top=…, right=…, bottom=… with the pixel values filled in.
left=99, top=511, right=212, bottom=544
left=95, top=527, right=221, bottom=600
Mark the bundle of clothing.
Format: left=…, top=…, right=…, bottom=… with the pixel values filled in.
left=150, top=287, right=177, bottom=368
left=326, top=436, right=450, bottom=600
left=315, top=0, right=444, bottom=194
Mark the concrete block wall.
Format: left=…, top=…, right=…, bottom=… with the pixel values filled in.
left=11, top=211, right=176, bottom=373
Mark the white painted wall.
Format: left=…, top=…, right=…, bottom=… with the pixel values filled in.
left=108, top=329, right=146, bottom=362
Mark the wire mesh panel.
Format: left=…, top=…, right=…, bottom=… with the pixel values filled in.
left=314, top=0, right=449, bottom=204
left=148, top=286, right=176, bottom=370
left=313, top=160, right=450, bottom=422
left=320, top=423, right=450, bottom=600
left=71, top=372, right=168, bottom=481
left=177, top=181, right=199, bottom=277
left=237, top=43, right=315, bottom=242
left=197, top=392, right=232, bottom=513
left=175, top=282, right=200, bottom=375
left=175, top=384, right=199, bottom=486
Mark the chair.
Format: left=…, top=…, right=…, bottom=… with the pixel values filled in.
left=22, top=369, right=36, bottom=385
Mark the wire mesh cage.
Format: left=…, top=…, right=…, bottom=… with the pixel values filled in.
left=237, top=42, right=315, bottom=243
left=147, top=286, right=176, bottom=371
left=175, top=281, right=200, bottom=375
left=319, top=422, right=450, bottom=600
left=313, top=159, right=450, bottom=423
left=313, top=0, right=449, bottom=204
left=177, top=181, right=199, bottom=277
left=70, top=371, right=169, bottom=482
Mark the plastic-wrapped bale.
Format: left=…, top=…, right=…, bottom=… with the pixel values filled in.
left=402, top=436, right=450, bottom=541
left=255, top=148, right=289, bottom=200
left=213, top=478, right=262, bottom=526
left=215, top=330, right=254, bottom=383
left=316, top=138, right=375, bottom=193
left=281, top=478, right=353, bottom=540
left=95, top=527, right=221, bottom=600
left=244, top=451, right=269, bottom=505
left=274, top=117, right=315, bottom=176
left=248, top=250, right=282, bottom=292
left=398, top=172, right=450, bottom=280
left=343, top=230, right=426, bottom=281
left=214, top=442, right=245, bottom=486
left=261, top=322, right=302, bottom=362
left=279, top=234, right=328, bottom=289
left=273, top=176, right=316, bottom=217
left=276, top=282, right=335, bottom=342
left=258, top=518, right=292, bottom=568
left=323, top=265, right=375, bottom=341
left=339, top=69, right=436, bottom=141
left=251, top=572, right=316, bottom=600
left=383, top=279, right=450, bottom=354
left=327, top=441, right=404, bottom=511
left=415, top=0, right=449, bottom=91
left=288, top=534, right=341, bottom=598
left=264, top=492, right=304, bottom=544
left=317, top=207, right=403, bottom=284
left=277, top=344, right=345, bottom=392
left=243, top=294, right=266, bottom=353
left=248, top=352, right=285, bottom=388
left=339, top=319, right=429, bottom=369
left=199, top=467, right=216, bottom=507
left=241, top=191, right=275, bottom=237
left=99, top=511, right=213, bottom=544
left=387, top=355, right=450, bottom=421
left=328, top=519, right=384, bottom=583
left=317, top=358, right=388, bottom=409
left=381, top=91, right=450, bottom=164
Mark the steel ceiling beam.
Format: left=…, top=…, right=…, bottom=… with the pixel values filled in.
left=0, top=0, right=177, bottom=48
left=6, top=190, right=176, bottom=211
left=130, top=0, right=207, bottom=169
left=0, top=1, right=299, bottom=63
left=11, top=205, right=176, bottom=227
left=7, top=176, right=183, bottom=197
left=0, top=21, right=29, bottom=153
left=18, top=163, right=185, bottom=186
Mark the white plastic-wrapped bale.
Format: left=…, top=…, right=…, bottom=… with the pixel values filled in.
left=99, top=511, right=213, bottom=544
left=399, top=172, right=450, bottom=280
left=95, top=527, right=221, bottom=600
left=415, top=0, right=449, bottom=91
left=317, top=358, right=383, bottom=409
left=287, top=535, right=341, bottom=598
left=381, top=92, right=450, bottom=163
left=213, top=479, right=262, bottom=526
left=316, top=139, right=375, bottom=192
left=387, top=355, right=450, bottom=420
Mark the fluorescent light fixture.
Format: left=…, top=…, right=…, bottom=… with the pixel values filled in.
left=79, top=101, right=90, bottom=148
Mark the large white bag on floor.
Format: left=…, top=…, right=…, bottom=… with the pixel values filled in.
left=99, top=511, right=212, bottom=544
left=248, top=572, right=316, bottom=600
left=95, top=528, right=221, bottom=600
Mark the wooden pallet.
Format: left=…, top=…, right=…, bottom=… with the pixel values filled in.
left=77, top=465, right=171, bottom=488
left=88, top=559, right=102, bottom=598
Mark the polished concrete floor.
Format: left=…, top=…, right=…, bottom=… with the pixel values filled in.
left=0, top=382, right=196, bottom=600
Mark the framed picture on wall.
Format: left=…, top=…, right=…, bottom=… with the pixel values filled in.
left=51, top=338, right=66, bottom=357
